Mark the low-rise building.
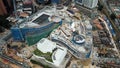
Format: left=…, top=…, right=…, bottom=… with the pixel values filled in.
left=32, top=38, right=70, bottom=68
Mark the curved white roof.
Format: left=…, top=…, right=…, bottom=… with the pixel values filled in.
left=36, top=38, right=67, bottom=66
left=52, top=47, right=67, bottom=66
left=37, top=38, right=56, bottom=53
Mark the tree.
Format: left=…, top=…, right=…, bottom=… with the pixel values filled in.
left=97, top=1, right=103, bottom=11
left=110, top=13, right=116, bottom=20
left=98, top=5, right=103, bottom=11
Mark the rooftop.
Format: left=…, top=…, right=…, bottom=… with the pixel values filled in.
left=19, top=13, right=50, bottom=28
left=34, top=38, right=67, bottom=66
left=37, top=38, right=56, bottom=53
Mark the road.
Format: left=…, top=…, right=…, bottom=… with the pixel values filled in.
left=0, top=53, right=31, bottom=68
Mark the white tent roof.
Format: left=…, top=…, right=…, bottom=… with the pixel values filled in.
left=37, top=38, right=56, bottom=53
left=52, top=48, right=67, bottom=66
left=37, top=38, right=67, bottom=66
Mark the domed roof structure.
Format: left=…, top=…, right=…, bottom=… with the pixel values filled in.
left=72, top=35, right=85, bottom=45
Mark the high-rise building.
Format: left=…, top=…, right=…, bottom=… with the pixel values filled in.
left=76, top=0, right=98, bottom=9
